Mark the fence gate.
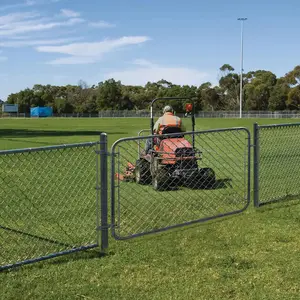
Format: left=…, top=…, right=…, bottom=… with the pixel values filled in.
left=0, top=141, right=101, bottom=271
left=111, top=128, right=251, bottom=240
left=253, top=122, right=300, bottom=207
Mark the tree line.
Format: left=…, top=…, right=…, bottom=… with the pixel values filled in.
left=4, top=64, right=300, bottom=114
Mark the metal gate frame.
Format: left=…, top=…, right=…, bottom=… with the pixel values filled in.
left=110, top=127, right=251, bottom=241
left=0, top=134, right=109, bottom=272
left=253, top=122, right=300, bottom=207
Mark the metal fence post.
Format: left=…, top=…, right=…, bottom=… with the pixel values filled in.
left=253, top=123, right=259, bottom=207
left=100, top=133, right=109, bottom=252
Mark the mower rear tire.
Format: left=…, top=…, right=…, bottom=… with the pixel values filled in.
left=135, top=159, right=151, bottom=185
left=184, top=171, right=200, bottom=189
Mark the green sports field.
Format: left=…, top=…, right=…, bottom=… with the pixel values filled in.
left=1, top=117, right=300, bottom=300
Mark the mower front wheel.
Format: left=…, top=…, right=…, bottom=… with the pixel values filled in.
left=135, top=160, right=151, bottom=185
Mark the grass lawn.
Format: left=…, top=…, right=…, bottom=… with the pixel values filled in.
left=1, top=117, right=300, bottom=300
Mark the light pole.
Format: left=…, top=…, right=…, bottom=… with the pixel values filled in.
left=238, top=17, right=247, bottom=118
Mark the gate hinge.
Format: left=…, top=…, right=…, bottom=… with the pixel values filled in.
left=95, top=186, right=109, bottom=191
left=95, top=150, right=115, bottom=156
left=97, top=224, right=112, bottom=230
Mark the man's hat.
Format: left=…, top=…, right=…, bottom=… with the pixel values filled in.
left=163, top=105, right=173, bottom=113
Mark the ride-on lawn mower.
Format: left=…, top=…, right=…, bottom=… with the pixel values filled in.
left=116, top=97, right=216, bottom=191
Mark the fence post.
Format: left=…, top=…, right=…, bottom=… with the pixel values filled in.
left=253, top=123, right=259, bottom=207
left=100, top=133, right=109, bottom=252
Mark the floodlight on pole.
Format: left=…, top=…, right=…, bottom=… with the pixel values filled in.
left=238, top=17, right=247, bottom=118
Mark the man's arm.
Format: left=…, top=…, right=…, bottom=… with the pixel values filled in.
left=153, top=117, right=161, bottom=133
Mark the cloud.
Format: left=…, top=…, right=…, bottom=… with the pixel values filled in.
left=133, top=59, right=154, bottom=67
left=0, top=11, right=84, bottom=36
left=88, top=21, right=115, bottom=28
left=45, top=56, right=97, bottom=65
left=0, top=0, right=36, bottom=11
left=0, top=37, right=82, bottom=47
left=25, top=0, right=36, bottom=5
left=0, top=12, right=38, bottom=24
left=36, top=36, right=151, bottom=64
left=104, top=60, right=210, bottom=86
left=60, top=9, right=80, bottom=18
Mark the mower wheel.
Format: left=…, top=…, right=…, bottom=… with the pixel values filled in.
left=152, top=169, right=169, bottom=191
left=135, top=159, right=151, bottom=185
left=184, top=171, right=200, bottom=189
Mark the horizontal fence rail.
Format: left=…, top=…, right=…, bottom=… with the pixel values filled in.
left=1, top=111, right=300, bottom=119
left=0, top=142, right=100, bottom=271
left=111, top=128, right=251, bottom=239
left=254, top=122, right=300, bottom=207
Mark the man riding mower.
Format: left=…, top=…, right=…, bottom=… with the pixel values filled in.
left=116, top=97, right=216, bottom=191
left=144, top=105, right=186, bottom=155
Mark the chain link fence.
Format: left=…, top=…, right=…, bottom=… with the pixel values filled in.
left=0, top=142, right=100, bottom=271
left=111, top=128, right=251, bottom=239
left=4, top=120, right=300, bottom=270
left=2, top=110, right=300, bottom=119
left=254, top=122, right=300, bottom=207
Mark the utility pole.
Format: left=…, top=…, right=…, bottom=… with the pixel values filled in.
left=238, top=17, right=247, bottom=118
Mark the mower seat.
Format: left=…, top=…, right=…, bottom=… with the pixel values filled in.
left=150, top=127, right=183, bottom=153
left=160, top=126, right=183, bottom=138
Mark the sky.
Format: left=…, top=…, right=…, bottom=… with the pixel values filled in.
left=0, top=0, right=299, bottom=100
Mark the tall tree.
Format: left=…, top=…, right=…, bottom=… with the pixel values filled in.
left=286, top=86, right=300, bottom=110
left=244, top=70, right=277, bottom=110
left=268, top=79, right=289, bottom=111
left=96, top=79, right=122, bottom=110
left=218, top=64, right=241, bottom=110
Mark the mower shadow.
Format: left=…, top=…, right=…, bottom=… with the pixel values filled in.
left=187, top=178, right=233, bottom=191
left=164, top=178, right=233, bottom=191
left=212, top=178, right=233, bottom=189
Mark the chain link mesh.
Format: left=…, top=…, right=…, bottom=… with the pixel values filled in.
left=111, top=129, right=250, bottom=239
left=257, top=124, right=300, bottom=205
left=0, top=142, right=99, bottom=270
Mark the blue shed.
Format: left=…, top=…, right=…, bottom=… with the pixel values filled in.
left=30, top=107, right=53, bottom=118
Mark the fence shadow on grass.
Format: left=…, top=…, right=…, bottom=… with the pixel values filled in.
left=2, top=138, right=65, bottom=146
left=45, top=249, right=107, bottom=267
left=256, top=194, right=300, bottom=212
left=0, top=225, right=73, bottom=248
left=0, top=129, right=108, bottom=139
left=0, top=249, right=106, bottom=273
